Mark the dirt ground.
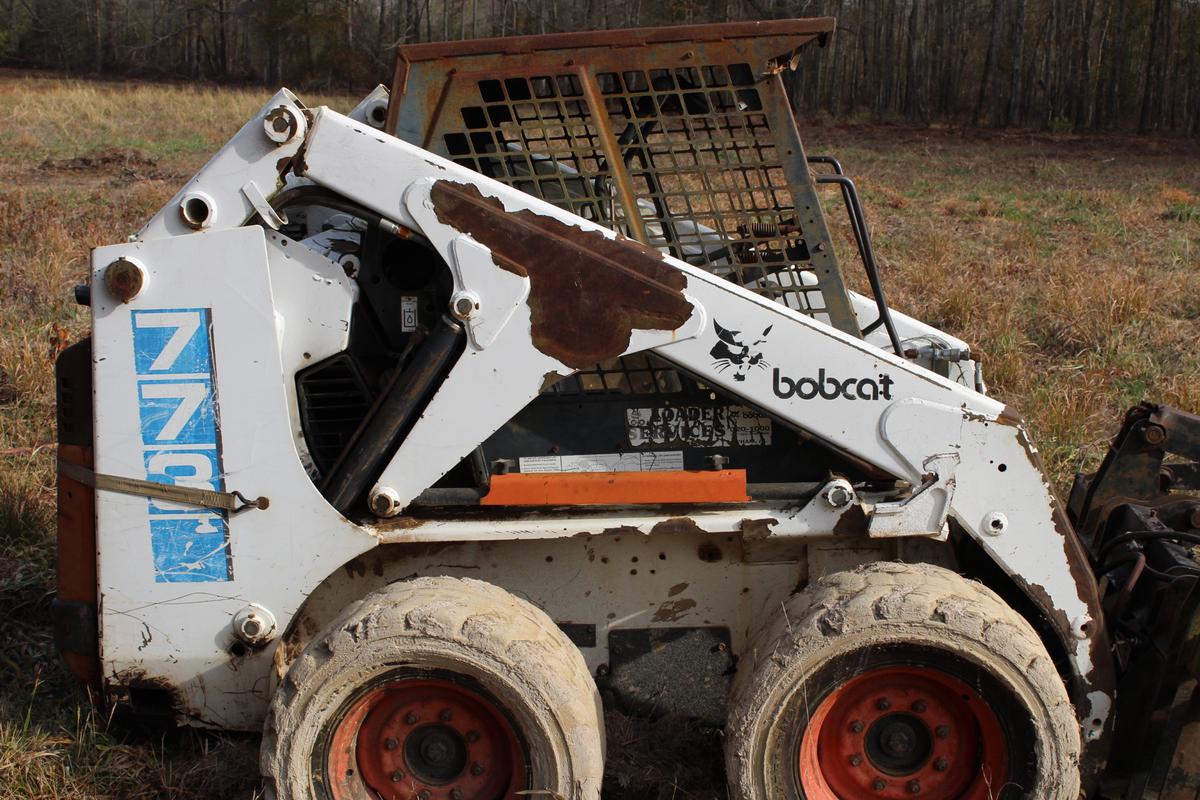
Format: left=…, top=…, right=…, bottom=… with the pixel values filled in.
left=0, top=72, right=1197, bottom=798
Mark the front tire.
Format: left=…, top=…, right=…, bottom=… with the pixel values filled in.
left=262, top=576, right=605, bottom=800
left=725, top=562, right=1080, bottom=799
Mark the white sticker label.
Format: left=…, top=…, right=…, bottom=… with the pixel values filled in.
left=518, top=451, right=684, bottom=474
left=400, top=296, right=419, bottom=333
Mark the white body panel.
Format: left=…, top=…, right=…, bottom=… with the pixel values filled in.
left=86, top=97, right=1109, bottom=740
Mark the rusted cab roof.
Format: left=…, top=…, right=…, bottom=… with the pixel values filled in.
left=385, top=18, right=858, bottom=337
left=393, top=18, right=834, bottom=65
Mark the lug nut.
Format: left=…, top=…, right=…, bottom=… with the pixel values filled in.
left=849, top=754, right=863, bottom=766
left=877, top=698, right=891, bottom=710
left=873, top=779, right=886, bottom=791
left=908, top=779, right=921, bottom=794
left=466, top=730, right=481, bottom=743
left=390, top=770, right=403, bottom=782
left=384, top=737, right=398, bottom=750
left=912, top=700, right=927, bottom=713
left=417, top=792, right=431, bottom=800
left=851, top=720, right=865, bottom=733
left=471, top=762, right=485, bottom=776
left=934, top=757, right=949, bottom=772
left=405, top=711, right=419, bottom=724
left=451, top=791, right=464, bottom=800
left=439, top=708, right=453, bottom=722
left=936, top=725, right=951, bottom=739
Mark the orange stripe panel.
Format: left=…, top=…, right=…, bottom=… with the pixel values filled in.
left=481, top=469, right=749, bottom=506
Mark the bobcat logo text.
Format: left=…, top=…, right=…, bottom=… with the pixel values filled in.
left=773, top=368, right=895, bottom=401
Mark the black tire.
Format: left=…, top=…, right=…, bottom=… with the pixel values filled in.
left=262, top=576, right=605, bottom=799
left=725, top=561, right=1080, bottom=799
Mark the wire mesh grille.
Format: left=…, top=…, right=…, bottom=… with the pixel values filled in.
left=444, top=73, right=614, bottom=224
left=439, top=62, right=832, bottom=324
left=543, top=353, right=685, bottom=396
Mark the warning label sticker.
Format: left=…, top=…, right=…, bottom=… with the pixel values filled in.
left=400, top=296, right=419, bottom=333
left=519, top=451, right=684, bottom=474
left=626, top=405, right=772, bottom=448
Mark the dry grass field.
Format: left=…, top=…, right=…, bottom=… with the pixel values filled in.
left=0, top=71, right=1197, bottom=799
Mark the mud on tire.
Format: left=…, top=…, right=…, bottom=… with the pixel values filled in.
left=262, top=576, right=605, bottom=800
left=725, top=561, right=1081, bottom=800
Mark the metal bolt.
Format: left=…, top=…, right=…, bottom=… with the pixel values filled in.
left=873, top=779, right=886, bottom=791
left=369, top=487, right=401, bottom=518
left=104, top=257, right=146, bottom=303
left=877, top=697, right=891, bottom=711
left=439, top=708, right=453, bottom=722
left=384, top=737, right=398, bottom=751
left=822, top=481, right=855, bottom=509
left=454, top=296, right=475, bottom=317
left=707, top=453, right=730, bottom=471
left=851, top=720, right=865, bottom=733
left=466, top=730, right=481, bottom=743
left=263, top=106, right=300, bottom=144
left=982, top=511, right=1008, bottom=536
left=471, top=762, right=485, bottom=776
left=232, top=604, right=277, bottom=646
left=1143, top=424, right=1167, bottom=446
left=451, top=791, right=465, bottom=800
left=934, top=757, right=949, bottom=772
left=417, top=792, right=431, bottom=800
left=405, top=711, right=419, bottom=725
left=390, top=770, right=403, bottom=782
left=912, top=700, right=927, bottom=713
left=849, top=754, right=863, bottom=766
left=936, top=725, right=951, bottom=739
left=908, top=779, right=921, bottom=794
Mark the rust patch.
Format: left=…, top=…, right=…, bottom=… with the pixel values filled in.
left=652, top=598, right=697, bottom=622
left=739, top=517, right=778, bottom=539
left=668, top=582, right=689, bottom=597
left=602, top=525, right=644, bottom=537
left=996, top=405, right=1025, bottom=427
left=107, top=667, right=200, bottom=720
left=370, top=514, right=423, bottom=532
left=697, top=541, right=723, bottom=562
left=649, top=517, right=706, bottom=537
left=429, top=181, right=694, bottom=368
left=832, top=505, right=869, bottom=536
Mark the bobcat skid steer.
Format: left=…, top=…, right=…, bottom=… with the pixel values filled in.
left=52, top=18, right=1200, bottom=800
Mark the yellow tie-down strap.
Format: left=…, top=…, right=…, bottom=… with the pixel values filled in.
left=58, top=460, right=269, bottom=515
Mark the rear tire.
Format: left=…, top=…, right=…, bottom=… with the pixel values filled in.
left=725, top=561, right=1080, bottom=799
left=262, top=576, right=605, bottom=800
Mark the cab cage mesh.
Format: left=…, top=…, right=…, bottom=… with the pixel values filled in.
left=388, top=19, right=860, bottom=337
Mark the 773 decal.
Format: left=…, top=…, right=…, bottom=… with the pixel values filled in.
left=131, top=308, right=232, bottom=583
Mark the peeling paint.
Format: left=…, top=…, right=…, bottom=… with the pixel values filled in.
left=652, top=598, right=697, bottom=622
left=429, top=181, right=694, bottom=368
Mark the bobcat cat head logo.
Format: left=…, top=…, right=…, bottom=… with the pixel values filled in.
left=709, top=321, right=772, bottom=381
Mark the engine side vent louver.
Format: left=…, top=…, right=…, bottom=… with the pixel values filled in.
left=296, top=353, right=375, bottom=477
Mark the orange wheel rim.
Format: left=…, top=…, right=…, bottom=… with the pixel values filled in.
left=798, top=666, right=1008, bottom=799
left=327, top=677, right=526, bottom=800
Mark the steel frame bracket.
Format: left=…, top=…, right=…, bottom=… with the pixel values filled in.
left=869, top=453, right=957, bottom=541
left=404, top=178, right=531, bottom=350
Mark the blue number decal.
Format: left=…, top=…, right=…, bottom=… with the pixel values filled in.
left=131, top=309, right=233, bottom=582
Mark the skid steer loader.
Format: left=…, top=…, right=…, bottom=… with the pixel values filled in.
left=52, top=18, right=1200, bottom=800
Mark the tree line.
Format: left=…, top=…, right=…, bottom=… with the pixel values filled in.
left=1, top=0, right=1197, bottom=136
